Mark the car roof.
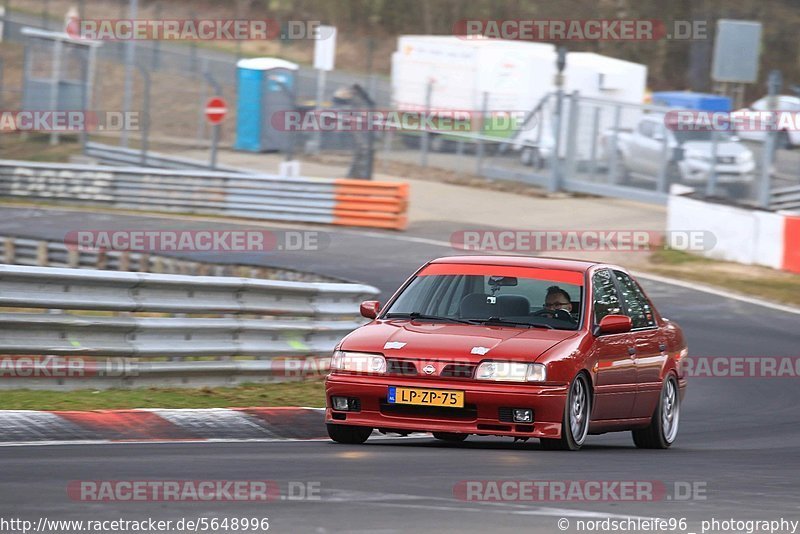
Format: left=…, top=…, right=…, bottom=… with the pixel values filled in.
left=430, top=255, right=602, bottom=273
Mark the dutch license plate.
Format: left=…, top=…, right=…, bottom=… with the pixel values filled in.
left=387, top=386, right=464, bottom=408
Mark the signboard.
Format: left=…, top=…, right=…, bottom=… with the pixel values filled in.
left=313, top=25, right=337, bottom=71
left=205, top=97, right=228, bottom=125
left=712, top=20, right=762, bottom=83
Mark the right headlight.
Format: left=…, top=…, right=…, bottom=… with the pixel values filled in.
left=475, top=361, right=547, bottom=382
left=330, top=350, right=386, bottom=374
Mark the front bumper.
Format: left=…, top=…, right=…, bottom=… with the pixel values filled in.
left=325, top=373, right=569, bottom=439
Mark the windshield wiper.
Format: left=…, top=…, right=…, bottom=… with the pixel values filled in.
left=384, top=312, right=473, bottom=325
left=476, top=317, right=554, bottom=329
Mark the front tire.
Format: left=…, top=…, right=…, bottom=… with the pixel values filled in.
left=632, top=375, right=680, bottom=449
left=327, top=423, right=372, bottom=444
left=540, top=374, right=591, bottom=451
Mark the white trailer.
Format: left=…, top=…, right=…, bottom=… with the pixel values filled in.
left=391, top=35, right=556, bottom=113
left=390, top=36, right=648, bottom=161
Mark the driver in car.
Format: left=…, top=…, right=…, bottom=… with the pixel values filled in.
left=544, top=286, right=574, bottom=315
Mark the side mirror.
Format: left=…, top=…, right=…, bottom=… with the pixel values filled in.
left=360, top=300, right=381, bottom=320
left=595, top=314, right=632, bottom=335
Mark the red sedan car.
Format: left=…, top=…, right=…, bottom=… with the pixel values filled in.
left=325, top=256, right=687, bottom=450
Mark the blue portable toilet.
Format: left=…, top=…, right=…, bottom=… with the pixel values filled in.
left=651, top=91, right=732, bottom=112
left=234, top=58, right=298, bottom=152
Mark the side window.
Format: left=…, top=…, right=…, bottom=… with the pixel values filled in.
left=592, top=269, right=621, bottom=322
left=613, top=270, right=656, bottom=329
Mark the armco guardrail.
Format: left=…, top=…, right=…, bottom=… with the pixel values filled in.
left=0, top=234, right=334, bottom=282
left=84, top=142, right=251, bottom=174
left=0, top=160, right=409, bottom=230
left=0, top=264, right=378, bottom=389
left=771, top=184, right=800, bottom=212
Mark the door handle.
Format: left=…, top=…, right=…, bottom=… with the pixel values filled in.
left=627, top=347, right=636, bottom=356
left=659, top=343, right=667, bottom=352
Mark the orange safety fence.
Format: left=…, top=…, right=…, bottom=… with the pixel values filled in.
left=332, top=179, right=409, bottom=230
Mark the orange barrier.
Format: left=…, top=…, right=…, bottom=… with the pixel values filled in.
left=333, top=179, right=409, bottom=230
left=782, top=216, right=800, bottom=274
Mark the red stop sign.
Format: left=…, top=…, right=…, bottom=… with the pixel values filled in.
left=205, top=97, right=228, bottom=125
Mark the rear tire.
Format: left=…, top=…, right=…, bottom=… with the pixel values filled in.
left=433, top=432, right=468, bottom=442
left=327, top=423, right=372, bottom=444
left=632, top=375, right=680, bottom=449
left=540, top=374, right=591, bottom=451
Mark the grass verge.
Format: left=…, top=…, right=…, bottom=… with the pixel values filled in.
left=0, top=381, right=326, bottom=411
left=0, top=134, right=82, bottom=162
left=647, top=249, right=800, bottom=307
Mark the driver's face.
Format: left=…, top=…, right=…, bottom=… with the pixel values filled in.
left=544, top=297, right=572, bottom=312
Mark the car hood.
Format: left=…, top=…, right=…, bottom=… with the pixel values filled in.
left=682, top=141, right=750, bottom=157
left=339, top=320, right=580, bottom=363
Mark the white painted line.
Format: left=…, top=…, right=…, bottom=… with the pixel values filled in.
left=0, top=434, right=433, bottom=448
left=633, top=271, right=800, bottom=315
left=360, top=501, right=651, bottom=520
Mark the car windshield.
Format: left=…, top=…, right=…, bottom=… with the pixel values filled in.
left=382, top=265, right=584, bottom=330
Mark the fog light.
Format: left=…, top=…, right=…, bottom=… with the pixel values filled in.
left=332, top=396, right=349, bottom=411
left=513, top=408, right=533, bottom=423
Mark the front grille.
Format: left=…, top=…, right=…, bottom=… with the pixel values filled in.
left=498, top=407, right=514, bottom=422
left=386, top=359, right=417, bottom=376
left=380, top=400, right=478, bottom=421
left=440, top=363, right=476, bottom=378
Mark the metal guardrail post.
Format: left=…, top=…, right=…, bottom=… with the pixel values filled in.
left=759, top=70, right=782, bottom=208
left=607, top=105, right=622, bottom=184
left=204, top=70, right=222, bottom=170
left=48, top=37, right=62, bottom=146
left=549, top=87, right=564, bottom=193
left=151, top=2, right=161, bottom=71
left=656, top=126, right=670, bottom=194
left=588, top=106, right=600, bottom=182
left=420, top=79, right=433, bottom=168
left=563, top=91, right=580, bottom=182
left=136, top=63, right=151, bottom=166
left=705, top=130, right=720, bottom=197
left=120, top=0, right=138, bottom=148
left=476, top=91, right=488, bottom=175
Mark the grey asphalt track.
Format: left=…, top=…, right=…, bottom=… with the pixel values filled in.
left=1, top=206, right=799, bottom=533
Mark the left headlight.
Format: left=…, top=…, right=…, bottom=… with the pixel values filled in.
left=330, top=350, right=386, bottom=374
left=475, top=361, right=547, bottom=382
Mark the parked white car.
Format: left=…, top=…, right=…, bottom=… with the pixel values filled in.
left=734, top=95, right=800, bottom=149
left=601, top=114, right=756, bottom=188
